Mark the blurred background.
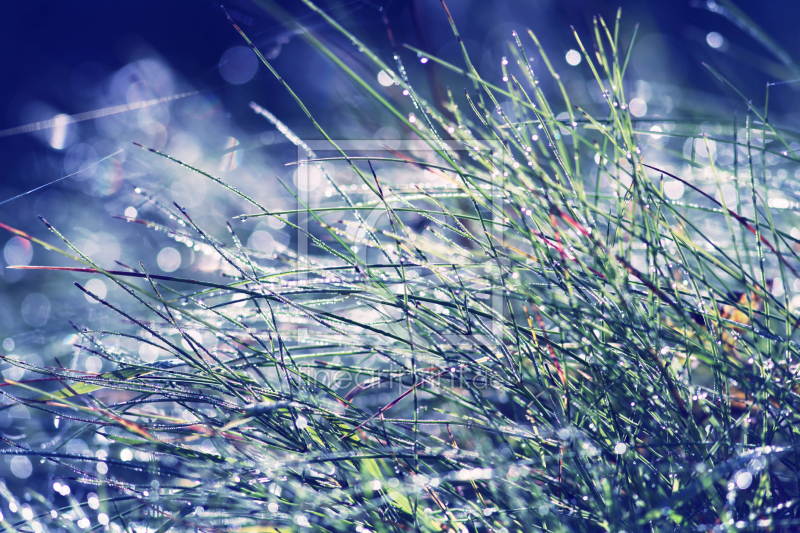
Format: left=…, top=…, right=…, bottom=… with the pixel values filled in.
left=1, top=0, right=800, bottom=503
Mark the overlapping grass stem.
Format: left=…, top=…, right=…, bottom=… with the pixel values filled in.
left=3, top=2, right=800, bottom=532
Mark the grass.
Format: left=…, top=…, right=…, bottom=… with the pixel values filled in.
left=2, top=1, right=800, bottom=531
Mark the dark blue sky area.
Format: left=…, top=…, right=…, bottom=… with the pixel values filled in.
left=1, top=0, right=799, bottom=197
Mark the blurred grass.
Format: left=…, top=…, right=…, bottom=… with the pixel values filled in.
left=2, top=1, right=800, bottom=532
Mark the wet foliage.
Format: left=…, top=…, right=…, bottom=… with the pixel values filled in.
left=2, top=2, right=800, bottom=532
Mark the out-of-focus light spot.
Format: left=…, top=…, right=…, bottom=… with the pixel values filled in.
left=649, top=125, right=663, bottom=139
left=21, top=507, right=33, bottom=521
left=135, top=450, right=151, bottom=461
left=85, top=355, right=103, bottom=373
left=4, top=236, right=32, bottom=266
left=65, top=143, right=99, bottom=179
left=420, top=57, right=429, bottom=64
left=565, top=50, right=581, bottom=66
left=120, top=448, right=133, bottom=461
left=91, top=157, right=124, bottom=197
left=10, top=456, right=32, bottom=479
left=124, top=206, right=138, bottom=218
left=157, top=247, right=181, bottom=272
left=88, top=494, right=100, bottom=510
left=49, top=114, right=73, bottom=149
left=706, top=32, right=724, bottom=49
left=138, top=103, right=170, bottom=135
left=684, top=137, right=716, bottom=162
left=140, top=120, right=168, bottom=149
left=2, top=338, right=13, bottom=351
left=374, top=126, right=399, bottom=140
left=98, top=514, right=109, bottom=526
left=635, top=80, right=653, bottom=101
left=268, top=217, right=285, bottom=230
left=409, top=114, right=417, bottom=124
left=715, top=184, right=737, bottom=206
left=629, top=98, right=647, bottom=117
left=219, top=137, right=242, bottom=171
left=248, top=231, right=275, bottom=254
left=768, top=196, right=791, bottom=209
left=84, top=279, right=107, bottom=302
left=219, top=46, right=259, bottom=85
left=171, top=175, right=208, bottom=208
left=3, top=358, right=24, bottom=380
left=664, top=180, right=684, bottom=200
left=74, top=232, right=121, bottom=264
left=166, top=132, right=202, bottom=164
left=260, top=131, right=275, bottom=145
left=21, top=293, right=51, bottom=327
left=735, top=470, right=752, bottom=490
left=293, top=165, right=324, bottom=192
left=614, top=442, right=627, bottom=455
left=140, top=343, right=160, bottom=363
left=77, top=517, right=90, bottom=529
left=772, top=277, right=784, bottom=297
left=448, top=126, right=455, bottom=134
left=268, top=502, right=279, bottom=513
left=377, top=70, right=394, bottom=86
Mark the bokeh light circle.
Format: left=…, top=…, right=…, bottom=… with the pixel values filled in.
left=157, top=247, right=181, bottom=272
left=219, top=46, right=259, bottom=85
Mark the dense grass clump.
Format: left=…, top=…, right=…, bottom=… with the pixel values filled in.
left=3, top=2, right=800, bottom=532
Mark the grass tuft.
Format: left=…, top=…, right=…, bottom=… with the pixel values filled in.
left=3, top=2, right=800, bottom=532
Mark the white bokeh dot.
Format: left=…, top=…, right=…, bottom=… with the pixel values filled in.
left=377, top=70, right=394, bottom=86
left=706, top=32, right=724, bottom=49
left=157, top=247, right=181, bottom=272
left=565, top=49, right=581, bottom=66
left=84, top=278, right=107, bottom=302
left=628, top=98, right=647, bottom=117
left=10, top=456, right=32, bottom=479
left=735, top=470, right=753, bottom=490
left=664, top=180, right=684, bottom=200
left=248, top=231, right=275, bottom=254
